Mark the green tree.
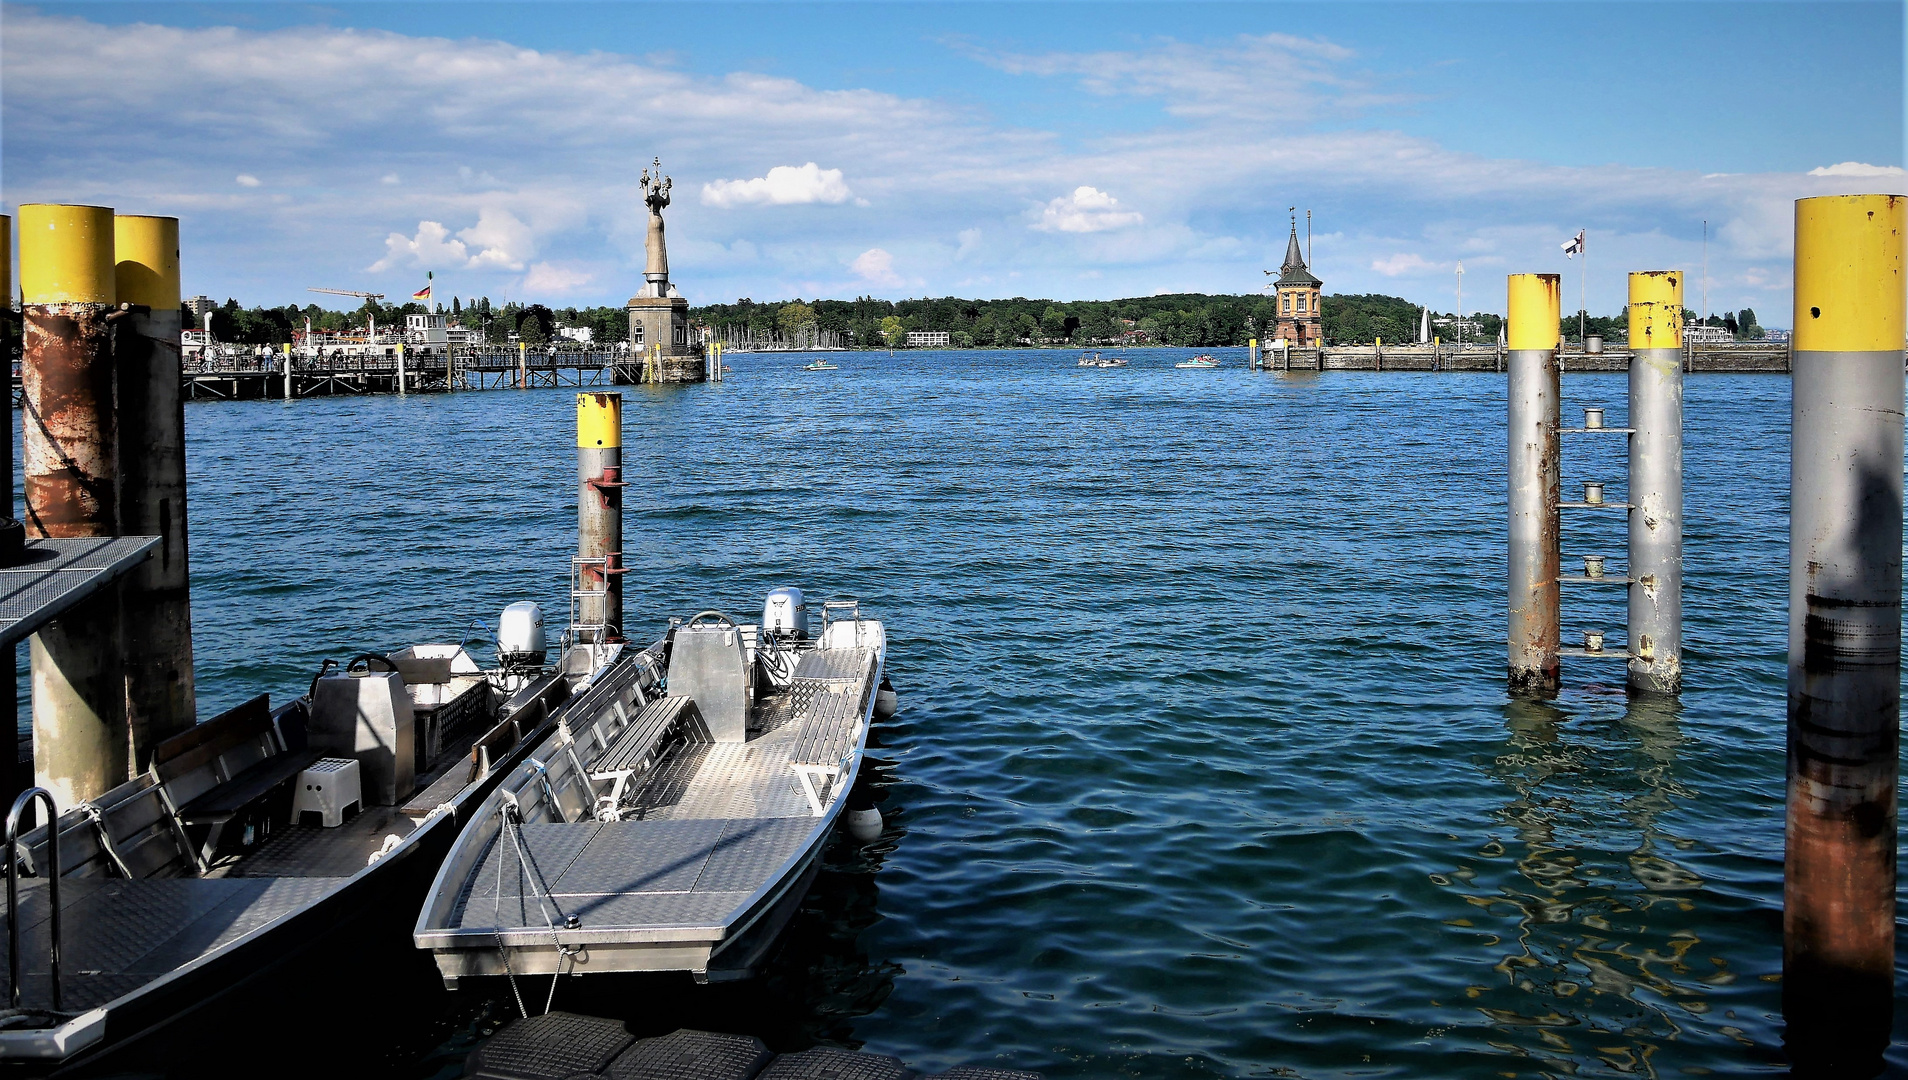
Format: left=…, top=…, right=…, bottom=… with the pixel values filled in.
left=778, top=301, right=818, bottom=337
left=880, top=315, right=906, bottom=349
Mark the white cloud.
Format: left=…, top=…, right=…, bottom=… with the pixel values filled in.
left=851, top=248, right=903, bottom=287
left=1371, top=253, right=1443, bottom=276
left=459, top=208, right=536, bottom=270
left=1034, top=187, right=1144, bottom=233
left=1808, top=162, right=1906, bottom=178
left=955, top=228, right=982, bottom=260
left=369, top=220, right=469, bottom=271
left=523, top=262, right=594, bottom=294
left=236, top=174, right=260, bottom=187
left=380, top=173, right=401, bottom=185
left=702, top=163, right=854, bottom=208
left=368, top=209, right=536, bottom=272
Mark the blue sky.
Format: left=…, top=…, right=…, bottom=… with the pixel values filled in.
left=3, top=2, right=1902, bottom=321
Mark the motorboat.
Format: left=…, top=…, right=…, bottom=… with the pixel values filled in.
left=1096, top=356, right=1128, bottom=368
left=1174, top=355, right=1221, bottom=369
left=0, top=607, right=606, bottom=1069
left=800, top=360, right=838, bottom=371
left=1076, top=353, right=1099, bottom=367
left=414, top=590, right=887, bottom=989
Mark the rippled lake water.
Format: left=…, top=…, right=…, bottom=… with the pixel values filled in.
left=18, top=347, right=1907, bottom=1076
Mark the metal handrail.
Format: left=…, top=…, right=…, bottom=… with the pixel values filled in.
left=7, top=787, right=62, bottom=1011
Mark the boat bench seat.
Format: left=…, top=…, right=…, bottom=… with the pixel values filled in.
left=785, top=676, right=870, bottom=817
left=586, top=696, right=702, bottom=819
left=152, top=694, right=321, bottom=864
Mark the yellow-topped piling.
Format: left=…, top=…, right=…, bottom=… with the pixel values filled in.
left=18, top=204, right=115, bottom=305
left=1506, top=272, right=1562, bottom=694
left=19, top=204, right=125, bottom=807
left=576, top=392, right=625, bottom=642
left=1795, top=194, right=1905, bottom=353
left=577, top=391, right=623, bottom=448
left=1784, top=191, right=1908, bottom=1072
left=113, top=215, right=180, bottom=309
left=1627, top=271, right=1683, bottom=350
left=1506, top=273, right=1561, bottom=351
left=113, top=213, right=197, bottom=757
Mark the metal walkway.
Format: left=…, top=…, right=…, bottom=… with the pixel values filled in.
left=0, top=537, right=158, bottom=649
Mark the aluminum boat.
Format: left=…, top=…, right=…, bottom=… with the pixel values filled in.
left=0, top=609, right=615, bottom=1070
left=414, top=589, right=886, bottom=989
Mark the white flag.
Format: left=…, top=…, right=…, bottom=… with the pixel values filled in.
left=1562, top=230, right=1585, bottom=259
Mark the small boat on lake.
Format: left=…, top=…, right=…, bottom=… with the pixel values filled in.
left=1096, top=356, right=1128, bottom=368
left=1174, top=355, right=1221, bottom=369
left=415, top=590, right=887, bottom=988
left=801, top=359, right=838, bottom=371
left=1076, top=353, right=1099, bottom=367
left=0, top=606, right=599, bottom=1069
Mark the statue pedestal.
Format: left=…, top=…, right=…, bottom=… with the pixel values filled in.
left=626, top=294, right=702, bottom=384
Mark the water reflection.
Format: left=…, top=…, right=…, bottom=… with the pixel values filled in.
left=1440, top=693, right=1764, bottom=1076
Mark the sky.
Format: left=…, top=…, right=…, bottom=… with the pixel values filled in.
left=2, top=2, right=1903, bottom=323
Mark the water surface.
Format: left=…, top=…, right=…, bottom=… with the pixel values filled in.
left=42, top=348, right=1908, bottom=1076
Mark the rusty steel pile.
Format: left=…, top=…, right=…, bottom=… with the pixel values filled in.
left=1502, top=193, right=1906, bottom=1074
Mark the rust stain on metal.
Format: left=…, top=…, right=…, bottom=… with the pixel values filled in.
left=22, top=303, right=117, bottom=538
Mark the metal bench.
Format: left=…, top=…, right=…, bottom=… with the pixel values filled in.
left=784, top=662, right=873, bottom=817
left=585, top=696, right=701, bottom=821
left=152, top=695, right=319, bottom=868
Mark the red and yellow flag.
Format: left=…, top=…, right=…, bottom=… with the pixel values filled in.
left=412, top=284, right=432, bottom=302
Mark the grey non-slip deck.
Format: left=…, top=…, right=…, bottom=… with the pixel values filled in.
left=445, top=646, right=875, bottom=945
left=0, top=875, right=346, bottom=1010
left=450, top=818, right=814, bottom=934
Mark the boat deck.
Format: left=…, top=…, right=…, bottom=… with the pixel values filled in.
left=0, top=875, right=346, bottom=1011
left=444, top=648, right=875, bottom=944
left=447, top=708, right=822, bottom=939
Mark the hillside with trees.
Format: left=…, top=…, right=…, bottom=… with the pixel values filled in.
left=186, top=291, right=1772, bottom=350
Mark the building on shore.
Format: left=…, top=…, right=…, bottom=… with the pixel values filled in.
left=626, top=158, right=703, bottom=383
left=1270, top=220, right=1322, bottom=346
left=905, top=330, right=951, bottom=348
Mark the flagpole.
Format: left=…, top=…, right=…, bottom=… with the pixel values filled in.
left=1580, top=231, right=1587, bottom=347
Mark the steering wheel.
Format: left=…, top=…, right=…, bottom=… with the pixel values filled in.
left=683, top=610, right=739, bottom=630
left=344, top=653, right=399, bottom=675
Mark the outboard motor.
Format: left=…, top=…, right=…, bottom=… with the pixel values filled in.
left=758, top=588, right=806, bottom=690
left=497, top=602, right=546, bottom=669
left=763, top=587, right=807, bottom=640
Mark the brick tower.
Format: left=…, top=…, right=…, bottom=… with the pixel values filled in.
left=1271, top=218, right=1323, bottom=346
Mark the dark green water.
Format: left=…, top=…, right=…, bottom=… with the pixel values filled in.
left=31, top=349, right=1908, bottom=1076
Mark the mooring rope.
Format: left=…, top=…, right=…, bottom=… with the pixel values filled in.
left=492, top=794, right=580, bottom=1017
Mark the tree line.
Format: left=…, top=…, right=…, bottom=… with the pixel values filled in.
left=183, top=293, right=1774, bottom=350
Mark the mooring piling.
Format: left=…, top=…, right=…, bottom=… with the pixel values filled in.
left=18, top=204, right=129, bottom=806
left=1782, top=193, right=1905, bottom=1072
left=113, top=215, right=198, bottom=757
left=575, top=392, right=625, bottom=645
left=1626, top=271, right=1684, bottom=695
left=1506, top=273, right=1562, bottom=693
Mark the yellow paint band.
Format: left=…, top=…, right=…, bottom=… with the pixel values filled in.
left=577, top=392, right=622, bottom=448
left=1506, top=273, right=1561, bottom=350
left=113, top=215, right=180, bottom=309
left=1627, top=270, right=1683, bottom=350
left=1795, top=194, right=1906, bottom=352
left=19, top=204, right=115, bottom=305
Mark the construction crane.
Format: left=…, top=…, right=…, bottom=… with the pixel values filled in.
left=307, top=287, right=385, bottom=302
left=307, top=288, right=388, bottom=341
